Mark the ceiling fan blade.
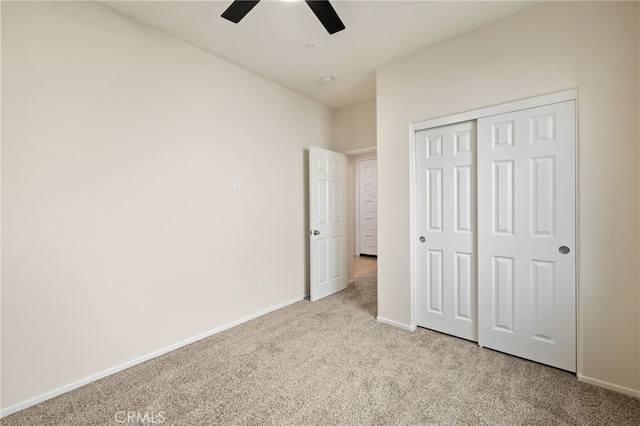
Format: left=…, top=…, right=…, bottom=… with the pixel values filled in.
left=221, top=0, right=261, bottom=24
left=305, top=0, right=345, bottom=35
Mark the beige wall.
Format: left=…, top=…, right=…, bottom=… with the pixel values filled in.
left=334, top=99, right=376, bottom=153
left=1, top=1, right=334, bottom=410
left=377, top=1, right=639, bottom=394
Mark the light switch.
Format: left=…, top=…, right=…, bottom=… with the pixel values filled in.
left=234, top=179, right=241, bottom=191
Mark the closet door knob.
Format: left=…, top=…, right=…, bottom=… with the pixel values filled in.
left=419, top=236, right=426, bottom=243
left=559, top=246, right=570, bottom=254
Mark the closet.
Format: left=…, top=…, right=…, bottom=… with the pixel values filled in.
left=413, top=96, right=576, bottom=372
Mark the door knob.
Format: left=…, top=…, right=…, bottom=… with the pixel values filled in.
left=559, top=246, right=570, bottom=254
left=419, top=236, right=426, bottom=243
left=313, top=230, right=320, bottom=235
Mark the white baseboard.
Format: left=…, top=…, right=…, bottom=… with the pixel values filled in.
left=0, top=296, right=304, bottom=419
left=376, top=316, right=417, bottom=331
left=577, top=373, right=640, bottom=398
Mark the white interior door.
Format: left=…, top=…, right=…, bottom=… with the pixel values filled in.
left=309, top=146, right=348, bottom=302
left=415, top=121, right=477, bottom=341
left=358, top=158, right=377, bottom=256
left=477, top=101, right=576, bottom=372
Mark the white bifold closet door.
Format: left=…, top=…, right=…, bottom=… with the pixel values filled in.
left=415, top=100, right=576, bottom=372
left=477, top=101, right=576, bottom=372
left=415, top=121, right=477, bottom=342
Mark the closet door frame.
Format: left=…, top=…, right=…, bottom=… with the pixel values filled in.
left=409, top=89, right=578, bottom=349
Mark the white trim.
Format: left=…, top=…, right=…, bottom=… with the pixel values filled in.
left=577, top=374, right=640, bottom=398
left=355, top=157, right=361, bottom=256
left=411, top=89, right=578, bottom=132
left=0, top=296, right=304, bottom=418
left=408, top=122, right=418, bottom=329
left=377, top=316, right=417, bottom=331
left=345, top=146, right=376, bottom=156
left=574, top=95, right=582, bottom=378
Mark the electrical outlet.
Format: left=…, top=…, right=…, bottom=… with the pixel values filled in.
left=260, top=279, right=268, bottom=290
left=236, top=286, right=244, bottom=298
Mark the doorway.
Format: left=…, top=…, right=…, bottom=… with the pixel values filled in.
left=353, top=255, right=377, bottom=278
left=347, top=150, right=377, bottom=282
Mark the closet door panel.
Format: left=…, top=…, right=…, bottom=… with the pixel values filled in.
left=477, top=101, right=576, bottom=372
left=416, top=121, right=477, bottom=342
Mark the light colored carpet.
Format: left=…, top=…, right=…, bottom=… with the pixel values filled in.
left=2, top=271, right=639, bottom=425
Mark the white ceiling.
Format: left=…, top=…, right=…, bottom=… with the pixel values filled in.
left=101, top=0, right=538, bottom=110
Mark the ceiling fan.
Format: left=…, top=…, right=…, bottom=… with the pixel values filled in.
left=221, top=0, right=345, bottom=35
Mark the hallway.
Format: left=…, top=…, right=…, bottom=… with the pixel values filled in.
left=353, top=255, right=376, bottom=278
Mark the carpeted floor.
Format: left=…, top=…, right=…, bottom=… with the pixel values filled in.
left=2, top=271, right=639, bottom=425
